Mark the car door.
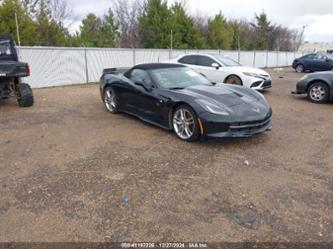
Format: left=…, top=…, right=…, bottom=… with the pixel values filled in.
left=304, top=54, right=319, bottom=71
left=129, top=69, right=164, bottom=125
left=194, top=55, right=227, bottom=83
left=177, top=55, right=198, bottom=69
left=320, top=55, right=333, bottom=71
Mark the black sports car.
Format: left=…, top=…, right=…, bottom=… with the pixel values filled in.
left=292, top=71, right=333, bottom=103
left=100, top=63, right=272, bottom=141
left=292, top=53, right=333, bottom=73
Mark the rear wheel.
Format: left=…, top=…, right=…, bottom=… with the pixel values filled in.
left=308, top=82, right=330, bottom=103
left=225, top=75, right=242, bottom=85
left=172, top=105, right=200, bottom=142
left=103, top=87, right=119, bottom=113
left=295, top=64, right=305, bottom=73
left=17, top=83, right=34, bottom=107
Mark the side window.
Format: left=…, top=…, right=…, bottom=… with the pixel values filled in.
left=304, top=54, right=315, bottom=60
left=130, top=69, right=152, bottom=86
left=197, top=56, right=218, bottom=67
left=315, top=54, right=327, bottom=61
left=178, top=55, right=197, bottom=65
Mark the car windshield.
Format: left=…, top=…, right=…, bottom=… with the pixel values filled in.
left=0, top=40, right=12, bottom=56
left=326, top=53, right=333, bottom=59
left=149, top=67, right=212, bottom=89
left=213, top=54, right=241, bottom=67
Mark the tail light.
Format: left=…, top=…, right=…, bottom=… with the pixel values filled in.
left=26, top=64, right=30, bottom=76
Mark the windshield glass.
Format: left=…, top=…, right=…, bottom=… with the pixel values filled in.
left=149, top=67, right=211, bottom=89
left=213, top=54, right=241, bottom=67
left=0, top=40, right=12, bottom=56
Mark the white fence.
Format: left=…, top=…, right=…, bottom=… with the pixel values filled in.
left=17, top=47, right=305, bottom=88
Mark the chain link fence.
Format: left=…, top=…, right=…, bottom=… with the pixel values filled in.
left=17, top=47, right=305, bottom=88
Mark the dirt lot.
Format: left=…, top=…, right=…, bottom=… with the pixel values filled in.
left=0, top=69, right=332, bottom=242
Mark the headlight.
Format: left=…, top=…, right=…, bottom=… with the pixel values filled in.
left=197, top=99, right=229, bottom=116
left=300, top=74, right=308, bottom=81
left=243, top=72, right=260, bottom=77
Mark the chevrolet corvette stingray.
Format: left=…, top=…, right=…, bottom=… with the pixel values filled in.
left=100, top=63, right=272, bottom=142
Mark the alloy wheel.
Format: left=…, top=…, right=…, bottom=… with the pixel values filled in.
left=173, top=108, right=195, bottom=140
left=226, top=76, right=242, bottom=85
left=309, top=85, right=327, bottom=102
left=296, top=65, right=304, bottom=73
left=104, top=88, right=117, bottom=112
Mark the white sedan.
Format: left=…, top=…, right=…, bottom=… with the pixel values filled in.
left=167, top=53, right=272, bottom=90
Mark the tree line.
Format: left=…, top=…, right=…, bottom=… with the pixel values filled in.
left=0, top=0, right=303, bottom=51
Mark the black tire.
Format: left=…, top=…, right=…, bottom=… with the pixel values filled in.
left=17, top=83, right=34, bottom=107
left=307, top=82, right=330, bottom=104
left=103, top=86, right=119, bottom=113
left=295, top=64, right=305, bottom=73
left=225, top=75, right=243, bottom=85
left=172, top=105, right=200, bottom=142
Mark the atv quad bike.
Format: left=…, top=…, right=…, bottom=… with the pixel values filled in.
left=0, top=35, right=33, bottom=107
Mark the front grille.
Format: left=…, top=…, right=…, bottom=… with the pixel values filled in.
left=230, top=117, right=271, bottom=133
left=262, top=80, right=272, bottom=88
left=259, top=74, right=270, bottom=80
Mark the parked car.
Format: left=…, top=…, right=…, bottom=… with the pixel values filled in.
left=292, top=72, right=333, bottom=103
left=292, top=53, right=333, bottom=73
left=0, top=35, right=34, bottom=107
left=167, top=53, right=272, bottom=90
left=100, top=63, right=272, bottom=142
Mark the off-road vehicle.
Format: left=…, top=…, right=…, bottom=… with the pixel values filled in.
left=0, top=35, right=33, bottom=107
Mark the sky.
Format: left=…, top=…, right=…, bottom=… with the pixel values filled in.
left=67, top=0, right=333, bottom=43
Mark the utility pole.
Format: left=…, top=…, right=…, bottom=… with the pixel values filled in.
left=169, top=29, right=173, bottom=60
left=298, top=25, right=308, bottom=51
left=15, top=12, right=21, bottom=46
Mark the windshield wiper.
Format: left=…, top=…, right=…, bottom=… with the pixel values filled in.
left=169, top=87, right=185, bottom=90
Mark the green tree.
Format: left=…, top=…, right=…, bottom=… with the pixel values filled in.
left=79, top=10, right=120, bottom=48
left=0, top=0, right=39, bottom=45
left=35, top=0, right=68, bottom=46
left=99, top=9, right=120, bottom=47
left=170, top=2, right=205, bottom=49
left=79, top=13, right=102, bottom=47
left=252, top=11, right=274, bottom=50
left=207, top=12, right=233, bottom=49
left=139, top=0, right=172, bottom=48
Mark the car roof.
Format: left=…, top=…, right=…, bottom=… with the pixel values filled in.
left=0, top=35, right=14, bottom=41
left=132, top=63, right=186, bottom=71
left=177, top=53, right=223, bottom=59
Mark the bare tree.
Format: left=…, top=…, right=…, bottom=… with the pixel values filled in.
left=193, top=11, right=209, bottom=38
left=49, top=0, right=73, bottom=24
left=111, top=0, right=144, bottom=48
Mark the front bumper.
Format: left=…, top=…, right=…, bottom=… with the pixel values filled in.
left=291, top=79, right=308, bottom=95
left=200, top=112, right=272, bottom=139
left=250, top=79, right=272, bottom=90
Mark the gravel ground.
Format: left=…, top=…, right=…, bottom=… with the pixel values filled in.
left=0, top=68, right=332, bottom=242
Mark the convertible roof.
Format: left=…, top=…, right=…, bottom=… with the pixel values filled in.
left=132, top=63, right=186, bottom=70
left=0, top=35, right=13, bottom=41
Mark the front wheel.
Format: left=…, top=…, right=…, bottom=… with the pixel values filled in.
left=17, top=83, right=34, bottom=107
left=103, top=87, right=119, bottom=113
left=172, top=105, right=200, bottom=142
left=225, top=75, right=243, bottom=85
left=295, top=64, right=305, bottom=73
left=308, top=82, right=330, bottom=103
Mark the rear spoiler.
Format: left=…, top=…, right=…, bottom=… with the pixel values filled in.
left=103, top=67, right=129, bottom=75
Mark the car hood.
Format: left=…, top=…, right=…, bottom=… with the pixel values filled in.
left=171, top=84, right=263, bottom=108
left=227, top=66, right=270, bottom=76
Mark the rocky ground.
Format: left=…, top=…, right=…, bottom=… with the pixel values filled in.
left=0, top=68, right=332, bottom=242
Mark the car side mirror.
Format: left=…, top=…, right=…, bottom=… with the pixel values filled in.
left=135, top=80, right=153, bottom=92
left=211, top=63, right=220, bottom=69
